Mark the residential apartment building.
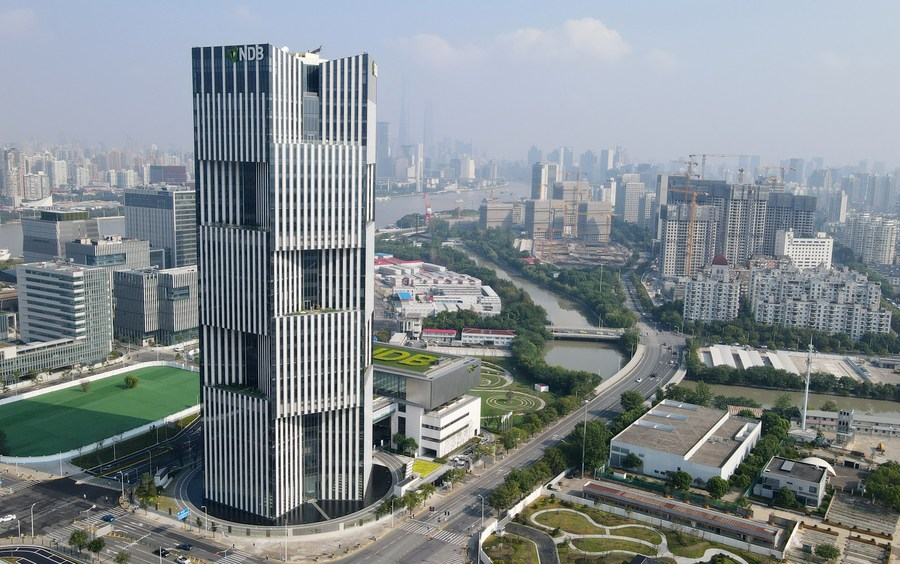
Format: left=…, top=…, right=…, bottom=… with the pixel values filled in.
left=659, top=203, right=718, bottom=277
left=840, top=213, right=896, bottom=265
left=749, top=264, right=891, bottom=340
left=683, top=258, right=742, bottom=322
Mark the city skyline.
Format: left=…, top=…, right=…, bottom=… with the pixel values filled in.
left=1, top=2, right=898, bottom=166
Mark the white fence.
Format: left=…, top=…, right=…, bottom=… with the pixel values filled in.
left=477, top=469, right=567, bottom=564
left=0, top=361, right=200, bottom=465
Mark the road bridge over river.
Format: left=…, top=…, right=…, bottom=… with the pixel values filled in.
left=549, top=326, right=625, bottom=341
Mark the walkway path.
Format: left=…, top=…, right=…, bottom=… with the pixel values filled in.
left=527, top=508, right=751, bottom=564
left=505, top=523, right=559, bottom=564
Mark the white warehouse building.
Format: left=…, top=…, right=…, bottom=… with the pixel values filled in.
left=609, top=400, right=761, bottom=483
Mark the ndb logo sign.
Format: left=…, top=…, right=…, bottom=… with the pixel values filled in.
left=227, top=45, right=265, bottom=62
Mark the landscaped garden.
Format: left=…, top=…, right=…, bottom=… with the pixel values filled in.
left=501, top=497, right=776, bottom=564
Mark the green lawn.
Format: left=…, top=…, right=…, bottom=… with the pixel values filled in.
left=482, top=534, right=540, bottom=564
left=0, top=366, right=198, bottom=456
left=571, top=538, right=655, bottom=556
left=612, top=526, right=662, bottom=545
left=411, top=459, right=441, bottom=477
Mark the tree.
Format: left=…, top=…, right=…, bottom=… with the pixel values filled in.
left=620, top=390, right=644, bottom=411
left=729, top=473, right=750, bottom=491
left=419, top=482, right=436, bottom=503
left=692, top=381, right=713, bottom=407
left=621, top=453, right=643, bottom=471
left=815, top=543, right=840, bottom=561
left=669, top=471, right=692, bottom=491
left=114, top=552, right=131, bottom=564
left=501, top=428, right=527, bottom=451
left=81, top=380, right=90, bottom=392
left=135, top=472, right=158, bottom=508
left=124, top=375, right=139, bottom=389
left=69, top=529, right=89, bottom=553
left=209, top=521, right=218, bottom=536
left=820, top=400, right=838, bottom=412
left=706, top=476, right=729, bottom=500
left=775, top=486, right=798, bottom=508
left=773, top=393, right=797, bottom=418
left=195, top=516, right=203, bottom=530
left=472, top=444, right=495, bottom=464
left=392, top=433, right=418, bottom=456
left=87, top=538, right=106, bottom=559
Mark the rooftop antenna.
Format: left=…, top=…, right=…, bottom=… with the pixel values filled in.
left=801, top=337, right=814, bottom=431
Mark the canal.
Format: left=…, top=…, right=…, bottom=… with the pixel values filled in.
left=473, top=255, right=623, bottom=380
left=680, top=381, right=900, bottom=415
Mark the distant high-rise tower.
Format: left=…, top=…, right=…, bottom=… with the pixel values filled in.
left=376, top=121, right=392, bottom=178
left=527, top=146, right=542, bottom=166
left=124, top=186, right=197, bottom=268
left=192, top=43, right=375, bottom=521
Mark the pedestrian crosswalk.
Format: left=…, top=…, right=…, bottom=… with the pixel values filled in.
left=401, top=521, right=469, bottom=546
left=2, top=479, right=40, bottom=494
left=214, top=552, right=246, bottom=564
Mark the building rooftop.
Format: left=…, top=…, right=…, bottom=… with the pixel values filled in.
left=612, top=400, right=759, bottom=469
left=372, top=343, right=475, bottom=377
left=762, top=456, right=826, bottom=484
left=462, top=328, right=516, bottom=336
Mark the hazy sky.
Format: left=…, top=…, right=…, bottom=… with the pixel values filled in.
left=1, top=1, right=898, bottom=166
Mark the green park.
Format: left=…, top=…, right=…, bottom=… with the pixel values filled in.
left=0, top=366, right=199, bottom=456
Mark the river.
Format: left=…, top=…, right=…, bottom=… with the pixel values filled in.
left=473, top=255, right=623, bottom=379
left=680, top=381, right=900, bottom=415
left=373, top=181, right=531, bottom=229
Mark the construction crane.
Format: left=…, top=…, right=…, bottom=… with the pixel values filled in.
left=423, top=192, right=433, bottom=225
left=689, top=153, right=740, bottom=180
left=758, top=165, right=795, bottom=190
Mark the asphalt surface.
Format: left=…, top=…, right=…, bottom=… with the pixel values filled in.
left=504, top=522, right=560, bottom=564
left=0, top=546, right=75, bottom=564
left=345, top=285, right=685, bottom=564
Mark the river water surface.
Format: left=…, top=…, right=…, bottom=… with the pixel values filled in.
left=473, top=255, right=622, bottom=379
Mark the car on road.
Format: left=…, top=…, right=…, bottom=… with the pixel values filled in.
left=175, top=557, right=190, bottom=564
left=101, top=515, right=116, bottom=522
left=635, top=378, right=643, bottom=383
left=153, top=549, right=171, bottom=557
left=176, top=544, right=192, bottom=551
left=0, top=515, right=15, bottom=523
left=649, top=373, right=657, bottom=379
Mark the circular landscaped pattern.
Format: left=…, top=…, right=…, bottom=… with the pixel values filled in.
left=484, top=391, right=544, bottom=412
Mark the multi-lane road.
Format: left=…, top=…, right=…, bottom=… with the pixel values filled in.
left=346, top=307, right=685, bottom=562
left=2, top=277, right=683, bottom=564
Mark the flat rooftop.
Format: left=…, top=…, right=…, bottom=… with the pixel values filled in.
left=372, top=343, right=473, bottom=377
left=762, top=456, right=825, bottom=483
left=612, top=400, right=726, bottom=457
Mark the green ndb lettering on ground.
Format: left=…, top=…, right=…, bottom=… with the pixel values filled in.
left=0, top=366, right=199, bottom=456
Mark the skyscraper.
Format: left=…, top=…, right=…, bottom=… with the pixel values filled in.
left=192, top=44, right=375, bottom=521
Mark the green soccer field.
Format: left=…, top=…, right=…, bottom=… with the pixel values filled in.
left=0, top=366, right=199, bottom=456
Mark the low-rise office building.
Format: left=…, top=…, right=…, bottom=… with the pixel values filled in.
left=372, top=344, right=481, bottom=458
left=609, top=400, right=761, bottom=482
left=753, top=456, right=831, bottom=506
left=461, top=328, right=516, bottom=347
left=113, top=265, right=198, bottom=345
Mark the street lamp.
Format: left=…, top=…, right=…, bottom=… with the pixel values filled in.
left=580, top=400, right=589, bottom=478
left=200, top=505, right=208, bottom=536
left=476, top=494, right=485, bottom=529
left=116, top=471, right=125, bottom=499
left=30, top=502, right=36, bottom=541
